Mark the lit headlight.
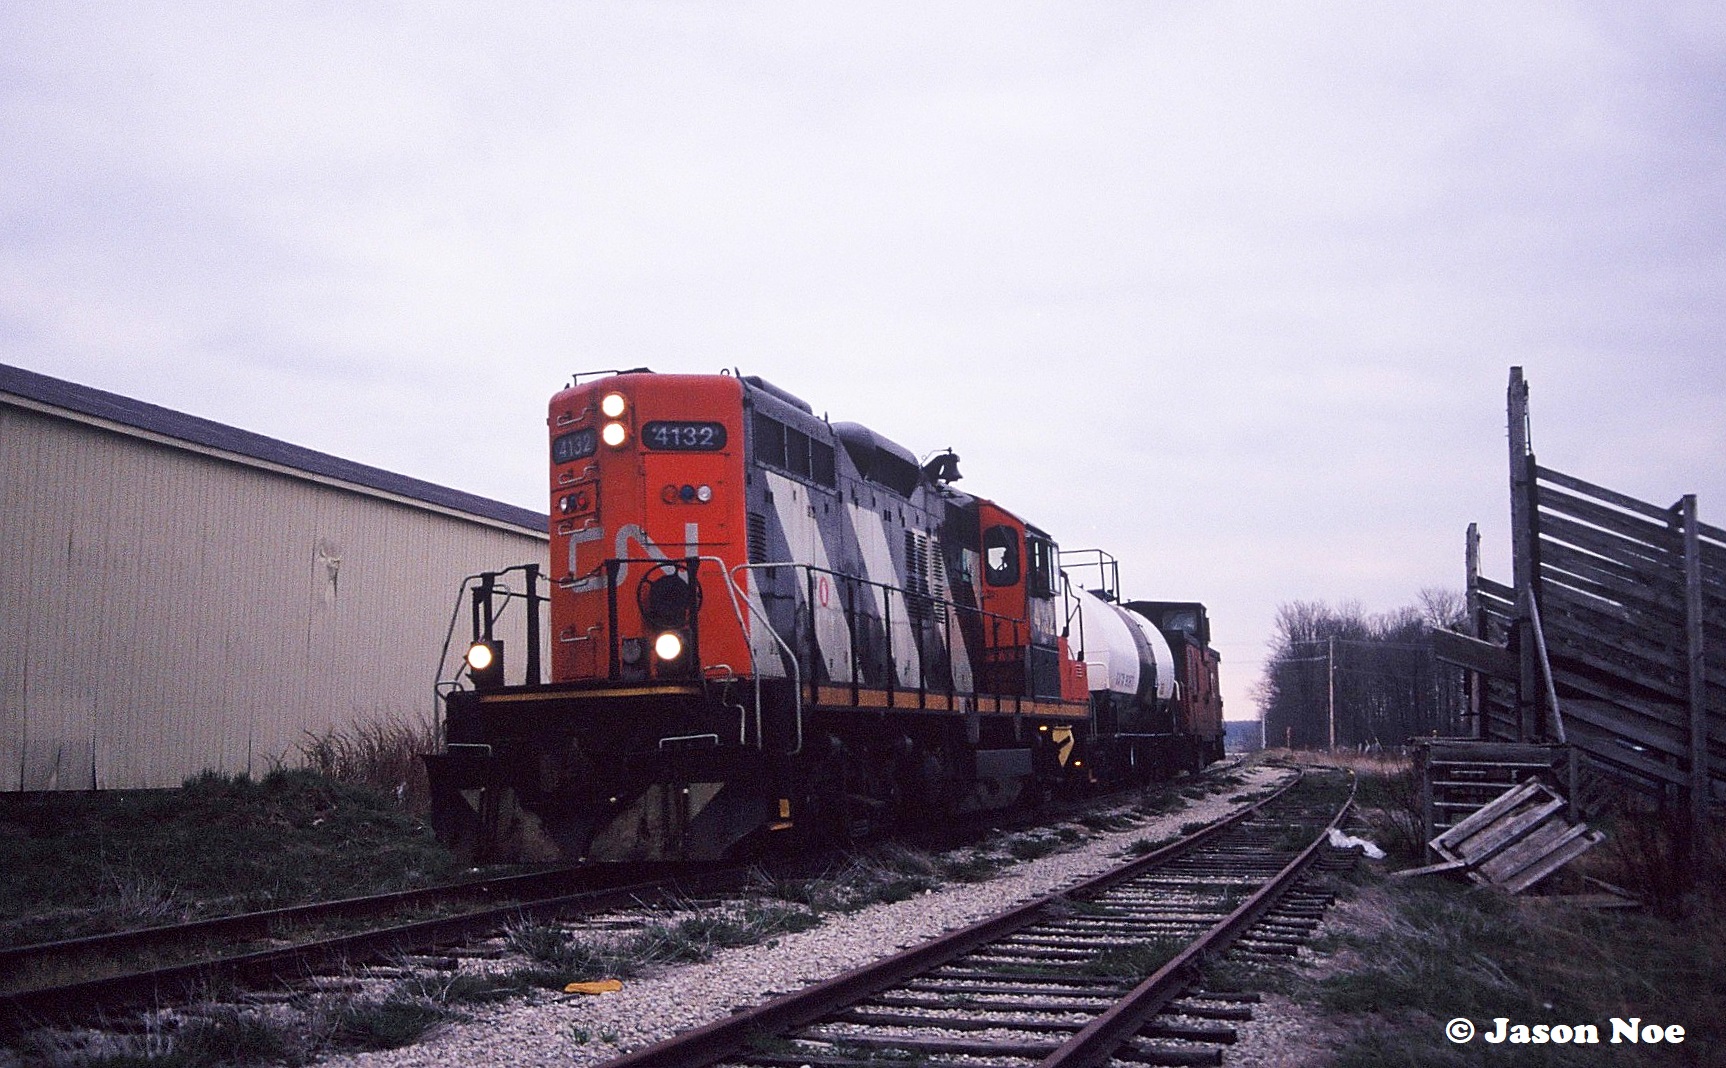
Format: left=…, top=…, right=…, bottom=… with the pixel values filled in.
left=465, top=642, right=495, bottom=672
left=601, top=422, right=628, bottom=447
left=600, top=392, right=627, bottom=418
left=654, top=632, right=684, bottom=661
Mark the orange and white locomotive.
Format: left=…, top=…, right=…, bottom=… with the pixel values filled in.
left=426, top=370, right=1223, bottom=862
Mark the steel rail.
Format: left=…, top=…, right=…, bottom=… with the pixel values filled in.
left=1037, top=771, right=1356, bottom=1066
left=588, top=768, right=1322, bottom=1068
left=0, top=864, right=615, bottom=989
left=0, top=861, right=743, bottom=1031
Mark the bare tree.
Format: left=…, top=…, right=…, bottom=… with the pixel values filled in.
left=1258, top=593, right=1468, bottom=750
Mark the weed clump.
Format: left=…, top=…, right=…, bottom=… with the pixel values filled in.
left=1005, top=834, right=1063, bottom=860
left=1087, top=936, right=1185, bottom=978
left=1138, top=788, right=1185, bottom=815
left=327, top=997, right=453, bottom=1051
left=938, top=851, right=1005, bottom=883
left=1125, top=836, right=1172, bottom=856
left=505, top=899, right=823, bottom=989
left=299, top=715, right=438, bottom=816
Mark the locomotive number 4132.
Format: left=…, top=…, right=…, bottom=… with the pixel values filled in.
left=642, top=421, right=728, bottom=451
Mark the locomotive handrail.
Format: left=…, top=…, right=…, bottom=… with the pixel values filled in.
left=435, top=566, right=548, bottom=694
left=740, top=559, right=1041, bottom=710
left=726, top=562, right=804, bottom=755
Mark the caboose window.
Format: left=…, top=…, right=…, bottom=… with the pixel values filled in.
left=1164, top=609, right=1198, bottom=635
left=552, top=427, right=598, bottom=464
left=983, top=525, right=1020, bottom=587
left=642, top=421, right=728, bottom=450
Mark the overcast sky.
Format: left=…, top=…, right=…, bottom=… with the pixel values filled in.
left=5, top=2, right=1723, bottom=722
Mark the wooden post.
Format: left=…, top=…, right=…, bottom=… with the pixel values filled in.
left=1567, top=745, right=1580, bottom=825
left=1680, top=494, right=1708, bottom=879
left=1327, top=635, right=1336, bottom=750
left=1507, top=368, right=1543, bottom=741
left=1466, top=522, right=1484, bottom=738
left=1418, top=742, right=1436, bottom=852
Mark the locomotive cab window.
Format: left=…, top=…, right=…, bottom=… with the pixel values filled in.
left=1026, top=534, right=1057, bottom=598
left=983, top=525, right=1021, bottom=587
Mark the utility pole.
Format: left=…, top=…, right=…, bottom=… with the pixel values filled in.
left=1327, top=635, right=1336, bottom=751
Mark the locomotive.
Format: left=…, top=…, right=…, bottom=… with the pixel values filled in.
left=424, top=370, right=1223, bottom=862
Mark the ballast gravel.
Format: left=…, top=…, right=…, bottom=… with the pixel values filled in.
left=319, top=762, right=1295, bottom=1068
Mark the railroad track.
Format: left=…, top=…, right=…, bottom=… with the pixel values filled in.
left=0, top=860, right=744, bottom=1031
left=1, top=760, right=1256, bottom=1037
left=589, top=768, right=1355, bottom=1068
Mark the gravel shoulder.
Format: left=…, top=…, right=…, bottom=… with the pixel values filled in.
left=318, top=761, right=1296, bottom=1068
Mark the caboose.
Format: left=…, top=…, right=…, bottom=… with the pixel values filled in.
left=425, top=370, right=1220, bottom=862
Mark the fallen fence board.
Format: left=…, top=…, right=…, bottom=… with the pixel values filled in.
left=1428, top=778, right=1604, bottom=894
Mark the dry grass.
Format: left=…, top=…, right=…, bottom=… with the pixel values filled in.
left=1303, top=876, right=1726, bottom=1067
left=298, top=714, right=437, bottom=816
left=0, top=769, right=455, bottom=946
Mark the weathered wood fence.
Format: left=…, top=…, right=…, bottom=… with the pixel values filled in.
left=1435, top=368, right=1724, bottom=861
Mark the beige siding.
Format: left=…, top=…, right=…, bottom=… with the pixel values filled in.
left=0, top=404, right=547, bottom=791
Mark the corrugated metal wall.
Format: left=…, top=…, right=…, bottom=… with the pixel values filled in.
left=0, top=403, right=547, bottom=791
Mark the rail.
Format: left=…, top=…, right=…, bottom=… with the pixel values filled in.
left=0, top=862, right=747, bottom=1032
left=589, top=768, right=1357, bottom=1068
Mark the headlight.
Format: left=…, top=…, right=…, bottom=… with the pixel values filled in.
left=464, top=639, right=503, bottom=688
left=465, top=642, right=494, bottom=672
left=601, top=422, right=628, bottom=447
left=654, top=632, right=684, bottom=661
left=600, top=392, right=627, bottom=418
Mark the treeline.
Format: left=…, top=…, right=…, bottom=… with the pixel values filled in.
left=1256, top=590, right=1469, bottom=750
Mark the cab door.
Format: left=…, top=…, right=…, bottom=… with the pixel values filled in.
left=976, top=502, right=1027, bottom=695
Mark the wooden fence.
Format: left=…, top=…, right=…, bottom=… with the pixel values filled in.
left=1436, top=368, right=1724, bottom=852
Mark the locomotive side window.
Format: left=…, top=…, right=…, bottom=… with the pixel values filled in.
left=552, top=427, right=598, bottom=464
left=642, top=421, right=728, bottom=450
left=983, top=525, right=1020, bottom=587
left=752, top=412, right=787, bottom=467
left=812, top=440, right=836, bottom=486
left=786, top=426, right=811, bottom=477
left=752, top=412, right=838, bottom=489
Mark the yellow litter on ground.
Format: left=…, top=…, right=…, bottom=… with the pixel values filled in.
left=564, top=979, right=624, bottom=995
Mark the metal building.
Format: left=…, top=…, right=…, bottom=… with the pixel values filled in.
left=0, top=363, right=548, bottom=791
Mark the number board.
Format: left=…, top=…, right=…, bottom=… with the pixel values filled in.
left=551, top=427, right=598, bottom=464
left=642, top=421, right=728, bottom=451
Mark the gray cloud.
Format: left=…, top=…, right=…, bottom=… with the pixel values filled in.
left=4, top=1, right=1723, bottom=718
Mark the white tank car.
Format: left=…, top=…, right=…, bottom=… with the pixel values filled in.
left=1074, top=588, right=1175, bottom=710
